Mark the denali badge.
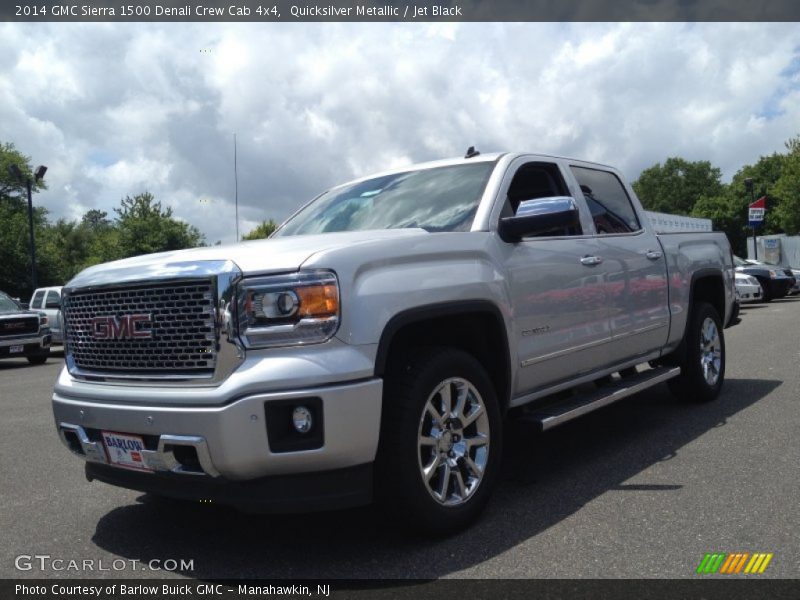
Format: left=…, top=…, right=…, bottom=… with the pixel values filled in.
left=92, top=314, right=153, bottom=340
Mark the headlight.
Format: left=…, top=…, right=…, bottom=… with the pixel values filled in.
left=769, top=270, right=777, bottom=278
left=238, top=270, right=340, bottom=348
left=39, top=314, right=48, bottom=326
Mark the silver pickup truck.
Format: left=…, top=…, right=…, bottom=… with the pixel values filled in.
left=53, top=152, right=734, bottom=533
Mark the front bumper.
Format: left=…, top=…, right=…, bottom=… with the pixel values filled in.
left=0, top=334, right=51, bottom=358
left=736, top=285, right=762, bottom=303
left=53, top=378, right=383, bottom=483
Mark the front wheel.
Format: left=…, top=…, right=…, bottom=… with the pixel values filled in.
left=757, top=278, right=772, bottom=302
left=377, top=347, right=502, bottom=535
left=667, top=302, right=725, bottom=402
left=27, top=353, right=48, bottom=365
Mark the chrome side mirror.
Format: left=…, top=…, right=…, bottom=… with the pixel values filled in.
left=498, top=196, right=581, bottom=242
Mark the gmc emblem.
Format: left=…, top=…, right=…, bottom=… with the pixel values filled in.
left=92, top=314, right=153, bottom=340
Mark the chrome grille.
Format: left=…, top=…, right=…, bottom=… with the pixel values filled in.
left=64, top=280, right=217, bottom=376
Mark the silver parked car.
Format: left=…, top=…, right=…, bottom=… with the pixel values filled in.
left=734, top=273, right=762, bottom=303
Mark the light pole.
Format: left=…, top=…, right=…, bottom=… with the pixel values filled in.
left=744, top=177, right=756, bottom=260
left=8, top=163, right=47, bottom=292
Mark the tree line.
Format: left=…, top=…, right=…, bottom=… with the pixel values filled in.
left=633, top=134, right=800, bottom=256
left=2, top=135, right=798, bottom=299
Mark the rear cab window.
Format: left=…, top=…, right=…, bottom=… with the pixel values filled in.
left=570, top=166, right=641, bottom=235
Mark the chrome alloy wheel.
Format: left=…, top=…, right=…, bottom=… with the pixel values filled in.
left=417, top=377, right=490, bottom=507
left=699, top=317, right=722, bottom=386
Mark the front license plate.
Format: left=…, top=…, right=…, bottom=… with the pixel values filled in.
left=9, top=345, right=23, bottom=353
left=101, top=431, right=153, bottom=472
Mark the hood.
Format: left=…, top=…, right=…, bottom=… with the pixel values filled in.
left=66, top=229, right=428, bottom=289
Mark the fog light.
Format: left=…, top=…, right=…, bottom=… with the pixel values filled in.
left=292, top=406, right=313, bottom=433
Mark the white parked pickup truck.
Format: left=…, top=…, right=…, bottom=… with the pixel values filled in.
left=53, top=151, right=735, bottom=533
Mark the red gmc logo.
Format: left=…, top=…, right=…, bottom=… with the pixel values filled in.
left=91, top=314, right=153, bottom=340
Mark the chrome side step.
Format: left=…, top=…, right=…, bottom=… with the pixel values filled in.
left=519, top=366, right=681, bottom=432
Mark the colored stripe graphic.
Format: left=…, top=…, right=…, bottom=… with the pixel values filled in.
left=697, top=553, right=726, bottom=573
left=733, top=553, right=749, bottom=573
left=698, top=552, right=773, bottom=574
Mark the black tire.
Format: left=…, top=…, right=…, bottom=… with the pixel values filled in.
left=667, top=302, right=725, bottom=402
left=377, top=347, right=503, bottom=535
left=756, top=278, right=772, bottom=302
left=27, top=353, right=48, bottom=365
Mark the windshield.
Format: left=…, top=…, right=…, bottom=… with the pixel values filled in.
left=733, top=256, right=748, bottom=267
left=0, top=293, right=20, bottom=313
left=274, top=162, right=495, bottom=236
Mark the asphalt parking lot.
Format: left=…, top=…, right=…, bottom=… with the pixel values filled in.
left=1, top=299, right=798, bottom=580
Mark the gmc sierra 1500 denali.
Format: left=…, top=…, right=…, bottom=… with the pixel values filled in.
left=53, top=152, right=734, bottom=533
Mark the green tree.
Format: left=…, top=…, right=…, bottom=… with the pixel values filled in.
left=692, top=190, right=748, bottom=256
left=0, top=142, right=49, bottom=299
left=39, top=219, right=92, bottom=284
left=0, top=141, right=46, bottom=199
left=242, top=219, right=278, bottom=240
left=633, top=157, right=724, bottom=215
left=114, top=192, right=204, bottom=256
left=773, top=136, right=800, bottom=235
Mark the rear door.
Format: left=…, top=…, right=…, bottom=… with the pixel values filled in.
left=495, top=158, right=615, bottom=395
left=568, top=165, right=670, bottom=363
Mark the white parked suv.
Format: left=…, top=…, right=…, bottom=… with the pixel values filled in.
left=52, top=152, right=735, bottom=532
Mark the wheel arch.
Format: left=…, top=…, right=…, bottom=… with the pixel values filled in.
left=669, top=269, right=726, bottom=364
left=690, top=269, right=726, bottom=324
left=375, top=300, right=512, bottom=412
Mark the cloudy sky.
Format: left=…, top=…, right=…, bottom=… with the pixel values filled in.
left=1, top=22, right=798, bottom=244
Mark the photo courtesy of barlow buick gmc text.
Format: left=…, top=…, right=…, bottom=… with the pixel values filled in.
left=0, top=2, right=799, bottom=599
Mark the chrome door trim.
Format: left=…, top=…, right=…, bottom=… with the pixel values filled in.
left=520, top=321, right=668, bottom=368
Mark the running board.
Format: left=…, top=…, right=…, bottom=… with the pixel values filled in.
left=519, top=366, right=681, bottom=432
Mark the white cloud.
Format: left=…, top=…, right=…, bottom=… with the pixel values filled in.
left=0, top=22, right=798, bottom=245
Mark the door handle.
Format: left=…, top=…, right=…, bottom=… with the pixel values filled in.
left=645, top=249, right=663, bottom=260
left=580, top=255, right=603, bottom=266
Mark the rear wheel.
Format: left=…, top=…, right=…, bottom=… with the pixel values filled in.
left=377, top=347, right=502, bottom=535
left=667, top=302, right=725, bottom=402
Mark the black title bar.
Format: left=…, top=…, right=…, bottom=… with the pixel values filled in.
left=2, top=0, right=800, bottom=22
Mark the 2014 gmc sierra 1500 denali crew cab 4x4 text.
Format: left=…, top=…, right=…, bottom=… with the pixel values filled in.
left=53, top=151, right=734, bottom=533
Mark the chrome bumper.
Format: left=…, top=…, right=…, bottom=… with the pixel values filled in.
left=0, top=335, right=49, bottom=348
left=57, top=423, right=219, bottom=476
left=53, top=378, right=383, bottom=480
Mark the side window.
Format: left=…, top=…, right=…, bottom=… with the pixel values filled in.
left=502, top=162, right=580, bottom=237
left=31, top=290, right=45, bottom=309
left=570, top=166, right=641, bottom=234
left=45, top=290, right=61, bottom=308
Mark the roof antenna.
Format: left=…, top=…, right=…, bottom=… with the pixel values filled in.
left=464, top=146, right=480, bottom=159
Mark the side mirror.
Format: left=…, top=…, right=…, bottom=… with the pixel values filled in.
left=45, top=299, right=61, bottom=309
left=498, top=196, right=581, bottom=243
